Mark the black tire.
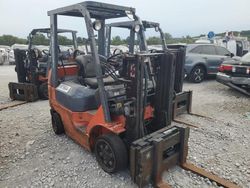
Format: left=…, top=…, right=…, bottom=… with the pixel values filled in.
left=189, top=65, right=206, bottom=83
left=51, top=110, right=64, bottom=135
left=39, top=82, right=48, bottom=99
left=94, top=133, right=128, bottom=173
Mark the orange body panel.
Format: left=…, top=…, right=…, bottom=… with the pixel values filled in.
left=48, top=65, right=154, bottom=151
left=38, top=75, right=48, bottom=82
left=57, top=65, right=78, bottom=78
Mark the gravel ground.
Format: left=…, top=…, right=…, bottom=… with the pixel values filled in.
left=0, top=65, right=16, bottom=104
left=0, top=65, right=249, bottom=188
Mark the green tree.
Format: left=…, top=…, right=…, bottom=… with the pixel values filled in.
left=77, top=37, right=84, bottom=45
left=179, top=35, right=194, bottom=44
left=32, top=34, right=49, bottom=45
left=111, top=36, right=125, bottom=45
left=164, top=33, right=172, bottom=41
left=147, top=36, right=161, bottom=45
left=0, top=35, right=27, bottom=46
left=58, top=35, right=73, bottom=45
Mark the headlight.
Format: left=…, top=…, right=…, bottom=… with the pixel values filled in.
left=93, top=20, right=102, bottom=31
left=134, top=24, right=140, bottom=33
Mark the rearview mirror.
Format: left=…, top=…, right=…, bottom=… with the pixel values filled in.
left=155, top=26, right=159, bottom=32
left=125, top=10, right=134, bottom=20
left=225, top=53, right=234, bottom=57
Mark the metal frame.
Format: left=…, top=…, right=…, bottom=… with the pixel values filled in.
left=142, top=20, right=167, bottom=51
left=27, top=28, right=78, bottom=50
left=105, top=20, right=166, bottom=56
left=48, top=1, right=137, bottom=122
left=105, top=20, right=141, bottom=56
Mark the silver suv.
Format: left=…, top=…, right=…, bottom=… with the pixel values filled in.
left=185, top=44, right=235, bottom=83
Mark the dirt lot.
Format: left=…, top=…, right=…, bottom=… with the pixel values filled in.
left=0, top=65, right=249, bottom=188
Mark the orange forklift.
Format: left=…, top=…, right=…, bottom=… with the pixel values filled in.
left=8, top=28, right=78, bottom=101
left=48, top=2, right=238, bottom=188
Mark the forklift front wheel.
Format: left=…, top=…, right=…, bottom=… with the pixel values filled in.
left=95, top=133, right=128, bottom=173
left=51, top=111, right=64, bottom=135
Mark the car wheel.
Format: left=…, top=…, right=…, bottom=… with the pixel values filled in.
left=189, top=65, right=206, bottom=83
left=95, top=133, right=128, bottom=173
left=51, top=110, right=64, bottom=135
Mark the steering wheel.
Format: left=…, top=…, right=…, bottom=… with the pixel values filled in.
left=149, top=49, right=158, bottom=53
left=29, top=48, right=40, bottom=59
left=113, top=48, right=122, bottom=55
left=107, top=49, right=124, bottom=62
left=73, top=49, right=85, bottom=59
left=42, top=49, right=50, bottom=56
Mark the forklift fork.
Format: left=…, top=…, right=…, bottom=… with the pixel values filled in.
left=8, top=82, right=39, bottom=102
left=130, top=125, right=239, bottom=188
left=172, top=91, right=192, bottom=118
left=172, top=90, right=214, bottom=128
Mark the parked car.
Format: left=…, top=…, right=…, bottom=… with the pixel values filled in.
left=195, top=36, right=250, bottom=57
left=0, top=48, right=8, bottom=65
left=185, top=44, right=237, bottom=83
left=9, top=44, right=28, bottom=65
left=0, top=46, right=10, bottom=65
left=216, top=52, right=250, bottom=96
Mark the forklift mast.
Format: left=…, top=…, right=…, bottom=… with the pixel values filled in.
left=123, top=52, right=176, bottom=144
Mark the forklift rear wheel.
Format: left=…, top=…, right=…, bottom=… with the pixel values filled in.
left=95, top=133, right=128, bottom=173
left=39, top=83, right=48, bottom=99
left=51, top=111, right=64, bottom=135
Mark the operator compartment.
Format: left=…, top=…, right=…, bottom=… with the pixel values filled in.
left=55, top=53, right=127, bottom=113
left=75, top=54, right=116, bottom=88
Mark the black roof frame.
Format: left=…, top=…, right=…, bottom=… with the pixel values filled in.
left=28, top=28, right=78, bottom=50
left=47, top=1, right=135, bottom=19
left=105, top=20, right=167, bottom=55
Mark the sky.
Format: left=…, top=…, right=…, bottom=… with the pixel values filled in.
left=0, top=0, right=250, bottom=39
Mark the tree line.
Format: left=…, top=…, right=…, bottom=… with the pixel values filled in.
left=0, top=34, right=74, bottom=46
left=0, top=33, right=195, bottom=46
left=1, top=30, right=250, bottom=46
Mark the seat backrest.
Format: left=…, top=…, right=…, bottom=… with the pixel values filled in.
left=75, top=54, right=96, bottom=78
left=75, top=54, right=107, bottom=78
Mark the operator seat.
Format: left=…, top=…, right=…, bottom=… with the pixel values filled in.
left=75, top=54, right=115, bottom=89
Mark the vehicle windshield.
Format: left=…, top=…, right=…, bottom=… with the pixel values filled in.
left=241, top=52, right=250, bottom=63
